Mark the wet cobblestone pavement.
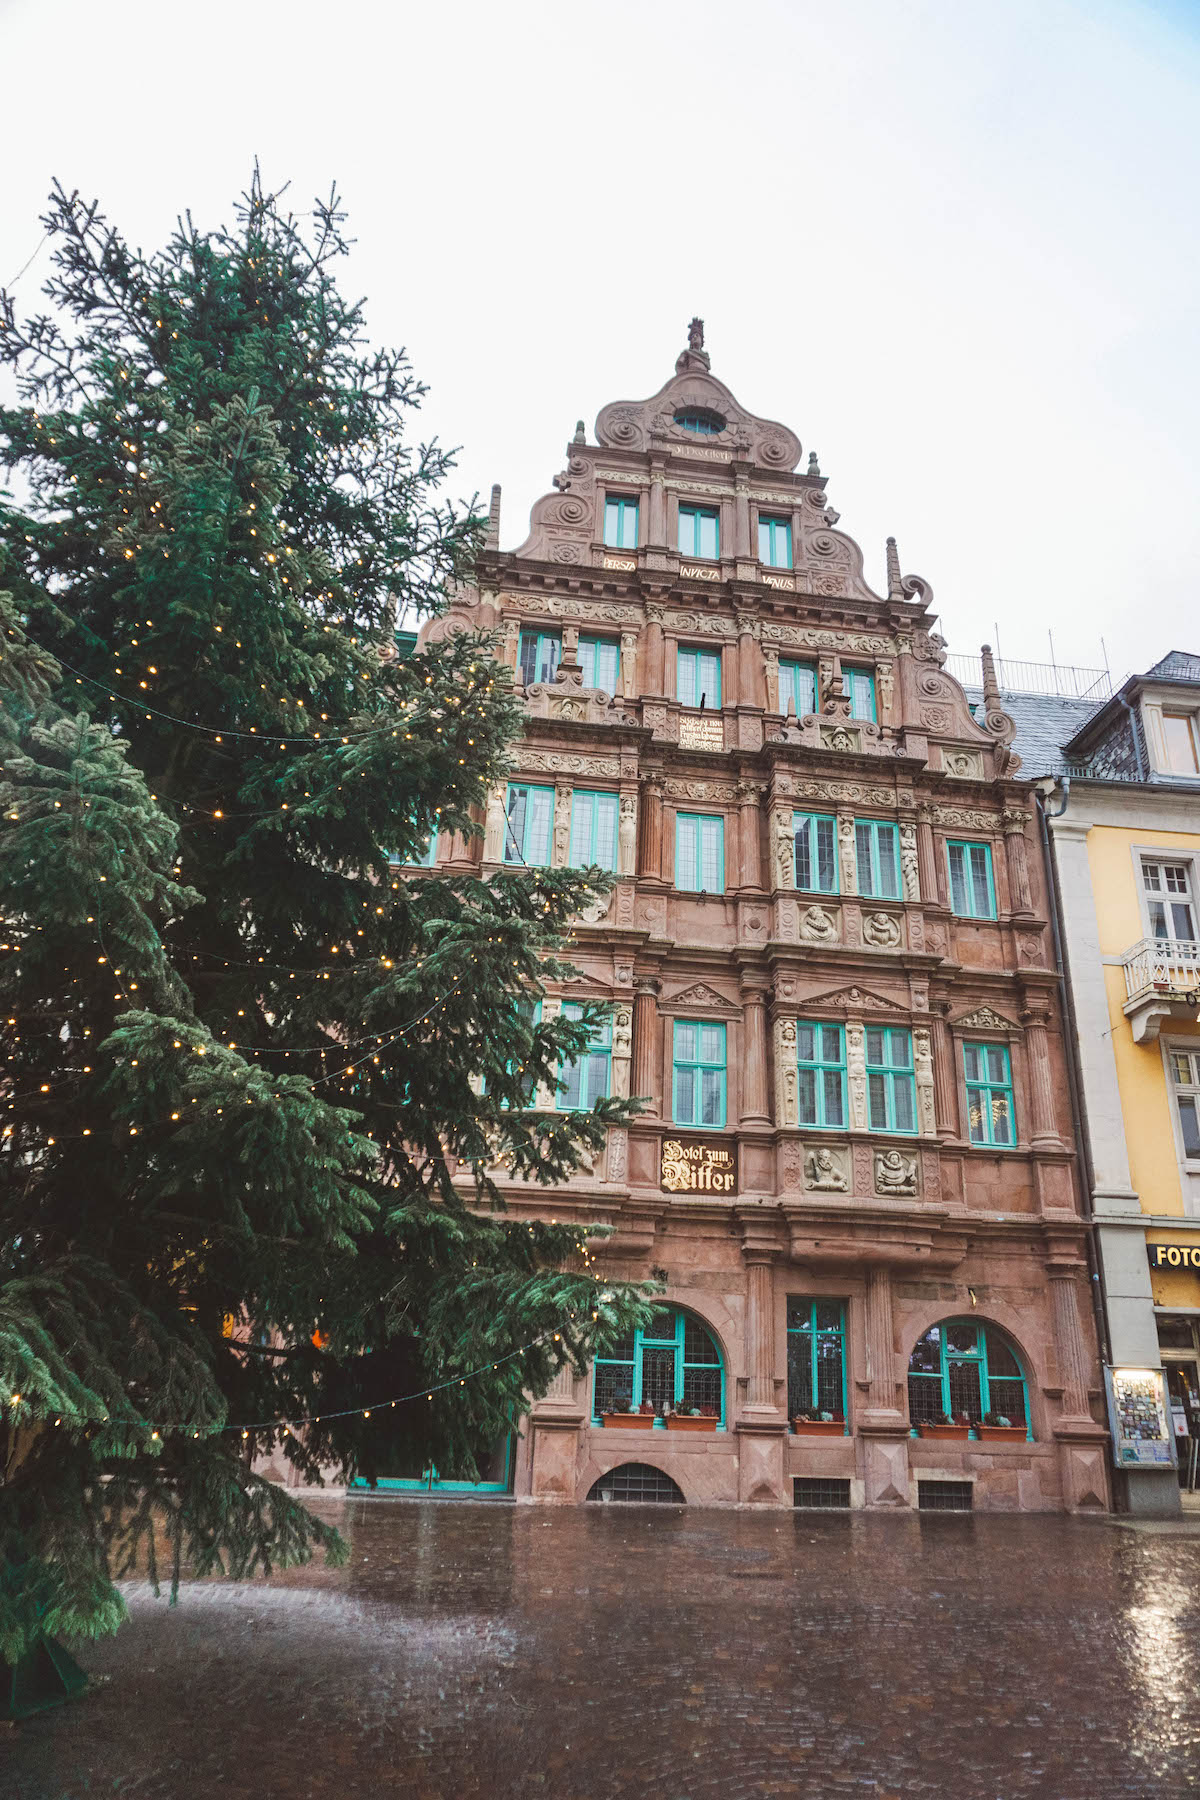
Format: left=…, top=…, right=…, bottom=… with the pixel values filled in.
left=7, top=1498, right=1200, bottom=1799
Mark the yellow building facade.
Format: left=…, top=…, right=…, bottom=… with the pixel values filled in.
left=1045, top=653, right=1200, bottom=1514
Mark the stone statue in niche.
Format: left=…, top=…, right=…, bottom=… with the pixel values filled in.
left=689, top=317, right=705, bottom=352
left=862, top=911, right=902, bottom=948
left=804, top=1146, right=848, bottom=1192
left=553, top=798, right=571, bottom=867
left=774, top=811, right=795, bottom=889
left=800, top=905, right=838, bottom=943
left=827, top=726, right=856, bottom=753
left=618, top=795, right=637, bottom=874
left=612, top=1008, right=633, bottom=1062
left=839, top=816, right=857, bottom=892
left=875, top=1148, right=919, bottom=1196
left=900, top=822, right=920, bottom=901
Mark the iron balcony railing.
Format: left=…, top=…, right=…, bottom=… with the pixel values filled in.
left=1122, top=937, right=1200, bottom=1003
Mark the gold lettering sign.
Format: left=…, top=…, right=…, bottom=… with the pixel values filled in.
left=678, top=715, right=725, bottom=752
left=1148, top=1242, right=1200, bottom=1269
left=661, top=1136, right=738, bottom=1195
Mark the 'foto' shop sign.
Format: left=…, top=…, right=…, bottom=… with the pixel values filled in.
left=660, top=1137, right=738, bottom=1195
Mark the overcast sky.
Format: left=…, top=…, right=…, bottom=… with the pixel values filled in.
left=3, top=0, right=1197, bottom=683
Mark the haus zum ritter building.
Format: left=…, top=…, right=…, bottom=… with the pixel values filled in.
left=417, top=323, right=1110, bottom=1514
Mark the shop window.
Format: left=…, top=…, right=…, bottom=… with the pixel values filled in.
left=779, top=659, right=817, bottom=719
left=947, top=840, right=996, bottom=919
left=1143, top=860, right=1196, bottom=943
left=677, top=646, right=722, bottom=709
left=907, top=1319, right=1030, bottom=1435
left=796, top=1023, right=847, bottom=1128
left=569, top=789, right=618, bottom=871
left=675, top=812, right=724, bottom=893
left=678, top=505, right=720, bottom=560
left=1169, top=1048, right=1200, bottom=1160
left=793, top=811, right=837, bottom=893
left=557, top=1002, right=611, bottom=1110
left=518, top=628, right=561, bottom=687
left=758, top=514, right=793, bottom=568
left=964, top=1041, right=1016, bottom=1147
left=673, top=1020, right=726, bottom=1127
left=579, top=634, right=620, bottom=695
left=592, top=1307, right=724, bottom=1423
left=843, top=666, right=876, bottom=722
left=786, top=1298, right=847, bottom=1424
left=855, top=819, right=901, bottom=899
left=504, top=782, right=554, bottom=865
left=603, top=496, right=639, bottom=550
left=866, top=1027, right=915, bottom=1133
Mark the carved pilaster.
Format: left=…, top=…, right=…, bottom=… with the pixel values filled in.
left=773, top=1016, right=798, bottom=1128
left=619, top=630, right=638, bottom=700
left=742, top=1249, right=780, bottom=1412
left=632, top=978, right=661, bottom=1115
left=916, top=803, right=941, bottom=907
left=484, top=782, right=508, bottom=863
left=900, top=822, right=920, bottom=902
left=913, top=1027, right=937, bottom=1138
left=639, top=774, right=664, bottom=880
left=552, top=782, right=572, bottom=868
left=838, top=813, right=858, bottom=895
left=1047, top=1260, right=1093, bottom=1421
left=502, top=614, right=520, bottom=670
left=771, top=803, right=795, bottom=892
left=763, top=645, right=780, bottom=714
left=1022, top=1007, right=1062, bottom=1148
left=618, top=791, right=637, bottom=877
left=742, top=983, right=771, bottom=1126
left=736, top=782, right=764, bottom=890
left=610, top=1003, right=633, bottom=1099
left=1003, top=809, right=1035, bottom=915
left=846, top=1022, right=867, bottom=1131
left=643, top=604, right=665, bottom=695
left=875, top=660, right=894, bottom=721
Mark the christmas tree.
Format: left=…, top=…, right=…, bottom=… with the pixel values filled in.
left=0, top=176, right=651, bottom=1664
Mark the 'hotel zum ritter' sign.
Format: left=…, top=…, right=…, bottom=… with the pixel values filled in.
left=660, top=1137, right=738, bottom=1195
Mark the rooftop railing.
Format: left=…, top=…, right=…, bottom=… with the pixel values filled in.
left=947, top=654, right=1112, bottom=702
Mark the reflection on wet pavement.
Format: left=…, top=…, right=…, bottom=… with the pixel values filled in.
left=8, top=1498, right=1200, bottom=1798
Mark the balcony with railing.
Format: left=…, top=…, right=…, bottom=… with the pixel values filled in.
left=1121, top=937, right=1200, bottom=1043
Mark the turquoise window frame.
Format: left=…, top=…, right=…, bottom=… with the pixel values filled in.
left=678, top=504, right=720, bottom=560
left=843, top=665, right=876, bottom=721
left=392, top=818, right=439, bottom=868
left=865, top=1026, right=916, bottom=1133
left=569, top=789, right=619, bottom=870
left=592, top=1307, right=725, bottom=1424
left=907, top=1319, right=1031, bottom=1438
left=557, top=1002, right=612, bottom=1110
left=677, top=646, right=722, bottom=708
left=963, top=1041, right=1016, bottom=1147
left=504, top=782, right=554, bottom=865
left=675, top=812, right=725, bottom=893
left=786, top=1298, right=848, bottom=1427
left=350, top=1434, right=514, bottom=1495
left=603, top=496, right=639, bottom=549
left=673, top=1019, right=727, bottom=1127
left=779, top=659, right=817, bottom=718
left=519, top=628, right=561, bottom=686
left=758, top=514, right=793, bottom=568
left=947, top=840, right=997, bottom=919
left=793, top=811, right=838, bottom=894
left=796, top=1022, right=847, bottom=1129
left=579, top=634, right=620, bottom=695
left=674, top=409, right=723, bottom=436
left=855, top=818, right=901, bottom=899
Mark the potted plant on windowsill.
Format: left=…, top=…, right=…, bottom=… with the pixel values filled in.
left=601, top=1393, right=657, bottom=1429
left=916, top=1411, right=971, bottom=1441
left=665, top=1403, right=719, bottom=1433
left=976, top=1412, right=1027, bottom=1442
left=792, top=1408, right=845, bottom=1436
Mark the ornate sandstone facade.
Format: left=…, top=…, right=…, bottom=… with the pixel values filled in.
left=421, top=325, right=1109, bottom=1512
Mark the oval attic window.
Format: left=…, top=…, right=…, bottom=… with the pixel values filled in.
left=674, top=407, right=725, bottom=436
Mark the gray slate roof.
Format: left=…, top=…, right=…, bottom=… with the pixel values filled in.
left=962, top=687, right=1103, bottom=778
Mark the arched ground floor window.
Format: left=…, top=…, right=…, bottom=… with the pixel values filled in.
left=592, top=1307, right=724, bottom=1424
left=907, top=1318, right=1031, bottom=1437
left=586, top=1463, right=685, bottom=1503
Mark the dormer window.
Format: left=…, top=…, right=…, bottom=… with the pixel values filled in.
left=1162, top=710, right=1200, bottom=775
left=674, top=407, right=725, bottom=436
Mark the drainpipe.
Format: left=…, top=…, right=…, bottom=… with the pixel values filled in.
left=1035, top=779, right=1115, bottom=1379
left=1117, top=691, right=1147, bottom=782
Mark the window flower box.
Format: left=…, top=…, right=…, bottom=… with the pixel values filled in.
left=917, top=1422, right=970, bottom=1441
left=602, top=1412, right=657, bottom=1429
left=792, top=1418, right=845, bottom=1436
left=665, top=1414, right=718, bottom=1433
left=976, top=1424, right=1027, bottom=1441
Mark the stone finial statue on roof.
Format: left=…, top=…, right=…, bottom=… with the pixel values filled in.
left=676, top=315, right=712, bottom=374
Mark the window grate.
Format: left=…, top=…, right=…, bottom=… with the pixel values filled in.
left=793, top=1478, right=851, bottom=1509
left=586, top=1463, right=684, bottom=1505
left=918, top=1480, right=973, bottom=1512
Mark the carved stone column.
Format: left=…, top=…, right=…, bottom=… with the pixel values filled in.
left=632, top=978, right=661, bottom=1116
left=846, top=1022, right=867, bottom=1130
left=737, top=781, right=763, bottom=890
left=735, top=612, right=763, bottom=711
left=1003, top=810, right=1036, bottom=916
left=740, top=980, right=771, bottom=1126
left=733, top=473, right=752, bottom=560
left=484, top=782, right=508, bottom=864
left=860, top=1265, right=910, bottom=1508
left=1047, top=1258, right=1094, bottom=1421
left=643, top=604, right=665, bottom=696
left=639, top=775, right=664, bottom=880
left=619, top=630, right=638, bottom=700
left=648, top=465, right=667, bottom=546
left=736, top=1238, right=788, bottom=1504
left=763, top=646, right=780, bottom=714
left=838, top=812, right=858, bottom=895
left=916, top=803, right=942, bottom=907
left=618, top=791, right=637, bottom=877
left=913, top=1027, right=937, bottom=1138
left=552, top=782, right=572, bottom=868
left=773, top=1016, right=798, bottom=1127
left=930, top=1006, right=958, bottom=1141
left=743, top=1250, right=779, bottom=1411
left=1022, top=1007, right=1063, bottom=1149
